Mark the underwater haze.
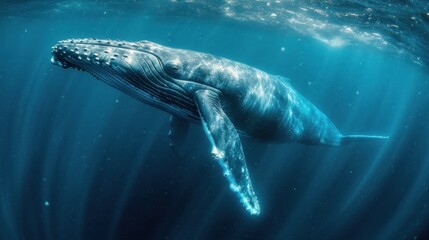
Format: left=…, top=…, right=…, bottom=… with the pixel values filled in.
left=1, top=1, right=429, bottom=239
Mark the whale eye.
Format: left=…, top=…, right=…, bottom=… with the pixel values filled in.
left=164, top=61, right=182, bottom=76
left=168, top=64, right=180, bottom=71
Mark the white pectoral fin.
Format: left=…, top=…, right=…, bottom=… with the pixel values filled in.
left=168, top=116, right=190, bottom=158
left=194, top=89, right=260, bottom=215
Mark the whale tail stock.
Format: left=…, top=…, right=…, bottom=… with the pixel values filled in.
left=340, top=134, right=389, bottom=145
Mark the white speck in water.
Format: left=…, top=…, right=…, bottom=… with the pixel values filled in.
left=24, top=29, right=28, bottom=33
left=356, top=91, right=360, bottom=95
left=308, top=81, right=312, bottom=85
left=280, top=47, right=285, bottom=52
left=270, top=13, right=277, bottom=17
left=44, top=201, right=50, bottom=207
left=115, top=99, right=119, bottom=103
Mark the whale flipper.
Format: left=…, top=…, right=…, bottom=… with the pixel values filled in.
left=168, top=116, right=190, bottom=158
left=194, top=89, right=260, bottom=215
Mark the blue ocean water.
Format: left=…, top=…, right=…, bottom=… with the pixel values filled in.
left=1, top=1, right=428, bottom=239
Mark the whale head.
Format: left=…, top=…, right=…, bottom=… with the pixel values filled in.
left=51, top=38, right=199, bottom=120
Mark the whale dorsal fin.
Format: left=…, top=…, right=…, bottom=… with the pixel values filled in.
left=275, top=75, right=290, bottom=82
left=194, top=89, right=260, bottom=215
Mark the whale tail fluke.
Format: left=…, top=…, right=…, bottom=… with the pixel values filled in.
left=340, top=135, right=389, bottom=145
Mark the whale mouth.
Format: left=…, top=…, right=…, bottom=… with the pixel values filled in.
left=51, top=46, right=85, bottom=71
left=51, top=38, right=200, bottom=121
left=51, top=55, right=71, bottom=69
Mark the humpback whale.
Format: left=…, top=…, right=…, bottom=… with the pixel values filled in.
left=51, top=39, right=388, bottom=215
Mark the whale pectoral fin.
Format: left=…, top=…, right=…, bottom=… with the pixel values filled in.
left=194, top=89, right=260, bottom=215
left=168, top=116, right=190, bottom=158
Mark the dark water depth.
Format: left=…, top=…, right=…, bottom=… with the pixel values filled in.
left=1, top=1, right=429, bottom=240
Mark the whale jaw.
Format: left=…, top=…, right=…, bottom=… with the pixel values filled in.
left=51, top=38, right=199, bottom=121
